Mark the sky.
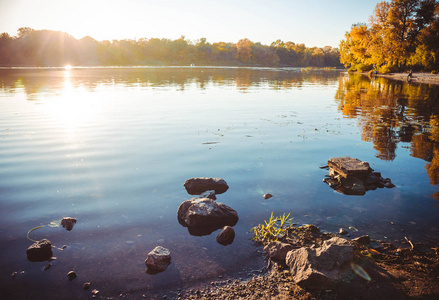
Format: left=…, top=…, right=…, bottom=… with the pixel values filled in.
left=0, top=0, right=382, bottom=48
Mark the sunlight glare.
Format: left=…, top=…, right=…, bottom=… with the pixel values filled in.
left=37, top=74, right=100, bottom=139
left=64, top=65, right=72, bottom=70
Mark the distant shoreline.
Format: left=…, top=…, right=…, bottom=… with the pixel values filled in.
left=360, top=71, right=439, bottom=86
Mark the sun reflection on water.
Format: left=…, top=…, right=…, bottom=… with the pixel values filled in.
left=37, top=70, right=101, bottom=137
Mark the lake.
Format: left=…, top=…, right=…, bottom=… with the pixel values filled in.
left=1, top=67, right=438, bottom=299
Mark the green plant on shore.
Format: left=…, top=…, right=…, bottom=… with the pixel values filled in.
left=251, top=212, right=293, bottom=243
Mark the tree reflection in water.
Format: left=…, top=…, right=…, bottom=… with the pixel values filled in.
left=335, top=74, right=439, bottom=199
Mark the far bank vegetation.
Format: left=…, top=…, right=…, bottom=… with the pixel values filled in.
left=0, top=28, right=341, bottom=68
left=339, top=0, right=439, bottom=73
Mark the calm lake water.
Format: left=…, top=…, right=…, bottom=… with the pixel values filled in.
left=1, top=67, right=438, bottom=299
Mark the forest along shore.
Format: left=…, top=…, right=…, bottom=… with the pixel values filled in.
left=363, top=72, right=439, bottom=86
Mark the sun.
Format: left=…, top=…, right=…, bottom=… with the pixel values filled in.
left=64, top=65, right=72, bottom=70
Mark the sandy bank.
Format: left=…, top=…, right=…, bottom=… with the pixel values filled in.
left=366, top=72, right=439, bottom=85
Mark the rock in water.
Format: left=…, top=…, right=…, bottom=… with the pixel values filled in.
left=286, top=237, right=354, bottom=289
left=61, top=217, right=77, bottom=231
left=145, top=246, right=171, bottom=274
left=183, top=177, right=229, bottom=195
left=327, top=157, right=371, bottom=178
left=177, top=198, right=238, bottom=235
left=26, top=239, right=53, bottom=262
left=200, top=190, right=217, bottom=200
left=216, top=226, right=235, bottom=246
left=67, top=271, right=77, bottom=281
left=263, top=193, right=273, bottom=200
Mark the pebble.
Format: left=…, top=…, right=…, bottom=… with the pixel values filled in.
left=339, top=228, right=348, bottom=235
left=11, top=272, right=17, bottom=277
left=263, top=193, right=273, bottom=200
left=67, top=271, right=77, bottom=281
left=44, top=263, right=52, bottom=270
left=92, top=289, right=99, bottom=296
left=83, top=282, right=91, bottom=290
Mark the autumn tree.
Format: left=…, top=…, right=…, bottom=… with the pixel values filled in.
left=340, top=0, right=439, bottom=72
left=236, top=38, right=252, bottom=62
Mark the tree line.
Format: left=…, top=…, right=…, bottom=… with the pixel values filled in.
left=340, top=0, right=439, bottom=73
left=0, top=28, right=342, bottom=68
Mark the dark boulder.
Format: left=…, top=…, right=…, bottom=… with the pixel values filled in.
left=183, top=177, right=229, bottom=195
left=177, top=198, right=238, bottom=236
left=26, top=239, right=53, bottom=262
left=216, top=226, right=235, bottom=246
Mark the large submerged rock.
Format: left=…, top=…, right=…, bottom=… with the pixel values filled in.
left=26, top=239, right=53, bottom=262
left=183, top=177, right=229, bottom=195
left=145, top=246, right=171, bottom=274
left=286, top=237, right=354, bottom=289
left=177, top=198, right=238, bottom=236
left=323, top=157, right=395, bottom=195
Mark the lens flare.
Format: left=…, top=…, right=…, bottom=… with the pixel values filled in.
left=351, top=263, right=371, bottom=281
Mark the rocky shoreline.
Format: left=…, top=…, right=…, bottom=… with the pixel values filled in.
left=179, top=226, right=439, bottom=300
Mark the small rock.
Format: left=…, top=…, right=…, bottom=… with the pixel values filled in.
left=92, top=289, right=99, bottom=296
left=352, top=235, right=370, bottom=245
left=11, top=272, right=17, bottom=277
left=145, top=246, right=171, bottom=273
left=26, top=239, right=53, bottom=262
left=384, top=182, right=396, bottom=188
left=303, top=224, right=320, bottom=233
left=83, top=282, right=91, bottom=290
left=263, top=193, right=273, bottom=200
left=200, top=190, right=217, bottom=200
left=216, top=226, right=235, bottom=246
left=61, top=217, right=77, bottom=231
left=67, top=271, right=77, bottom=281
left=339, top=228, right=348, bottom=235
left=44, top=263, right=52, bottom=270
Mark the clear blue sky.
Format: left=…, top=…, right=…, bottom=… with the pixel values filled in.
left=0, top=0, right=381, bottom=47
